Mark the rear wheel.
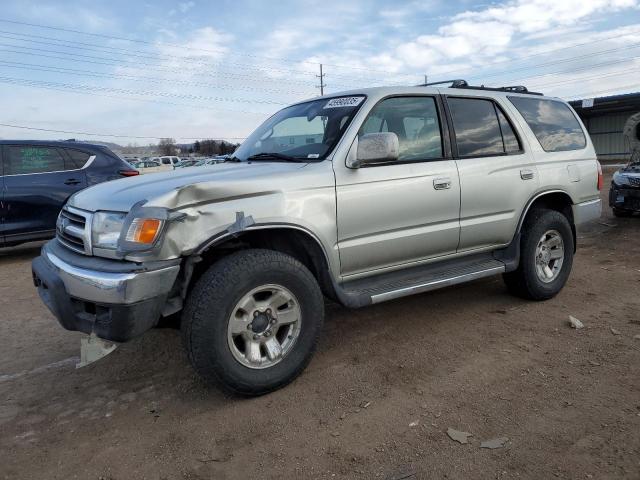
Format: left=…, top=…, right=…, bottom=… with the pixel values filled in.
left=503, top=208, right=574, bottom=300
left=181, top=249, right=324, bottom=396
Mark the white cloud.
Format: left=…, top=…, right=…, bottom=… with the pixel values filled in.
left=178, top=1, right=195, bottom=13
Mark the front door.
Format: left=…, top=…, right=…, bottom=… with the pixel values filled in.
left=335, top=95, right=461, bottom=277
left=445, top=95, right=540, bottom=251
left=3, top=144, right=88, bottom=244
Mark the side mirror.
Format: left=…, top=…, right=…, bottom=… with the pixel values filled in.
left=350, top=132, right=399, bottom=168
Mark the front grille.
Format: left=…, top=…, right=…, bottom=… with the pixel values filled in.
left=56, top=206, right=92, bottom=255
left=629, top=176, right=640, bottom=187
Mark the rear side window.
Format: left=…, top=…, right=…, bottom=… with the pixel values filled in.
left=508, top=97, right=586, bottom=152
left=5, top=146, right=67, bottom=175
left=448, top=98, right=505, bottom=157
left=496, top=108, right=521, bottom=153
left=64, top=148, right=91, bottom=169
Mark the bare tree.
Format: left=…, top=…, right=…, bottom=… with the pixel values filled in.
left=158, top=138, right=178, bottom=156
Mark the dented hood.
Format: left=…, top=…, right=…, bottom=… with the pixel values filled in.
left=68, top=162, right=310, bottom=212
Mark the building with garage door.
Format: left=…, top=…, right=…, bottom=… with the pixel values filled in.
left=569, top=92, right=640, bottom=164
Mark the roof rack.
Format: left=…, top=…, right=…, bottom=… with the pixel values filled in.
left=418, top=79, right=543, bottom=96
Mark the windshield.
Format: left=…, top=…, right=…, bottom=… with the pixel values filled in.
left=233, top=95, right=366, bottom=161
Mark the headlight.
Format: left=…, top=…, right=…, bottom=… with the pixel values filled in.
left=92, top=211, right=126, bottom=249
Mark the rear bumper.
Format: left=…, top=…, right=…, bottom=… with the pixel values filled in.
left=32, top=241, right=180, bottom=342
left=572, top=198, right=602, bottom=225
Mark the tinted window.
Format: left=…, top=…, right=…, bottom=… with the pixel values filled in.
left=359, top=96, right=443, bottom=161
left=508, top=97, right=586, bottom=152
left=5, top=146, right=67, bottom=175
left=64, top=148, right=91, bottom=169
left=496, top=108, right=521, bottom=153
left=448, top=98, right=504, bottom=157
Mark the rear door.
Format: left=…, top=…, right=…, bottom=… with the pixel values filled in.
left=3, top=144, right=88, bottom=243
left=444, top=94, right=539, bottom=251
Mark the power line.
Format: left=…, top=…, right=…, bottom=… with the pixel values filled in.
left=465, top=41, right=640, bottom=83
left=0, top=74, right=287, bottom=105
left=0, top=17, right=418, bottom=78
left=0, top=60, right=315, bottom=97
left=431, top=25, right=640, bottom=79
left=0, top=32, right=387, bottom=83
left=0, top=44, right=366, bottom=91
left=0, top=76, right=271, bottom=115
left=564, top=83, right=640, bottom=100
left=0, top=122, right=246, bottom=140
left=511, top=56, right=640, bottom=88
left=529, top=67, right=640, bottom=90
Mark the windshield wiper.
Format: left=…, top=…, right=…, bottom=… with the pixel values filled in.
left=246, top=152, right=305, bottom=162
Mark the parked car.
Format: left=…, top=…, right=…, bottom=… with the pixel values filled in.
left=159, top=156, right=181, bottom=169
left=32, top=82, right=602, bottom=395
left=609, top=157, right=640, bottom=216
left=1, top=140, right=138, bottom=247
left=134, top=159, right=173, bottom=175
left=176, top=159, right=201, bottom=168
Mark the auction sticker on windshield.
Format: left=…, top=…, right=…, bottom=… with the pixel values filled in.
left=324, top=96, right=364, bottom=109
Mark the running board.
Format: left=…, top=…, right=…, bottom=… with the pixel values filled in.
left=334, top=255, right=506, bottom=307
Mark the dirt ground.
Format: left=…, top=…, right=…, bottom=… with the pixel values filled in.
left=1, top=170, right=639, bottom=480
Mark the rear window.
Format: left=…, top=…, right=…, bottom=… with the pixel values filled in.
left=508, top=97, right=586, bottom=152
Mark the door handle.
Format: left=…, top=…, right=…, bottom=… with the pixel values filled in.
left=64, top=178, right=81, bottom=185
left=433, top=177, right=452, bottom=190
left=520, top=169, right=535, bottom=180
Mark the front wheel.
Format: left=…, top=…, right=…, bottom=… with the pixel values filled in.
left=503, top=209, right=574, bottom=300
left=181, top=249, right=324, bottom=396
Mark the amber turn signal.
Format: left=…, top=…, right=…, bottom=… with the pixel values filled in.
left=125, top=218, right=162, bottom=244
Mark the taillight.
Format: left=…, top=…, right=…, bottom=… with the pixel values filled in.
left=119, top=169, right=139, bottom=177
left=596, top=161, right=603, bottom=191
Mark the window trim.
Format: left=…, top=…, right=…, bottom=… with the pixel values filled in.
left=443, top=95, right=525, bottom=160
left=2, top=144, right=96, bottom=177
left=507, top=95, right=587, bottom=153
left=351, top=93, right=452, bottom=168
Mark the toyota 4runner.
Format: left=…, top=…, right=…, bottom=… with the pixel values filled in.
left=32, top=81, right=602, bottom=395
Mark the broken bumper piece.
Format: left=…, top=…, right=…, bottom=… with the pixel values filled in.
left=32, top=241, right=180, bottom=342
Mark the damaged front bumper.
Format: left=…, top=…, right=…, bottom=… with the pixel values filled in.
left=609, top=183, right=640, bottom=212
left=32, top=240, right=180, bottom=342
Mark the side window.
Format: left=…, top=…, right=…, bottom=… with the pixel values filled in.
left=496, top=107, right=522, bottom=153
left=508, top=96, right=586, bottom=152
left=5, top=146, right=66, bottom=175
left=64, top=149, right=91, bottom=169
left=358, top=96, right=443, bottom=162
left=448, top=98, right=504, bottom=157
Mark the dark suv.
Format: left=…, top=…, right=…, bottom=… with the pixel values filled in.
left=1, top=140, right=138, bottom=247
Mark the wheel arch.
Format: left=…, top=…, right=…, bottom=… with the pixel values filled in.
left=516, top=190, right=577, bottom=251
left=184, top=224, right=339, bottom=302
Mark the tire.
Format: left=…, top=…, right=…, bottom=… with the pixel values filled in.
left=613, top=207, right=633, bottom=217
left=503, top=208, right=574, bottom=301
left=181, top=249, right=324, bottom=396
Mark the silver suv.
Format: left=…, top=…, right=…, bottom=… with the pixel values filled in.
left=32, top=81, right=602, bottom=395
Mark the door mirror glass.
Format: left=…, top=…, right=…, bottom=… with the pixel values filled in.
left=351, top=132, right=399, bottom=168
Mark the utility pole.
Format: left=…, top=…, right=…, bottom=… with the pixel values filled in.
left=316, top=63, right=327, bottom=96
left=424, top=74, right=428, bottom=85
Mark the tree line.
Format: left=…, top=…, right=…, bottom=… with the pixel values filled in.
left=157, top=138, right=239, bottom=156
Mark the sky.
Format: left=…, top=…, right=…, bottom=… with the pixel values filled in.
left=0, top=0, right=639, bottom=145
